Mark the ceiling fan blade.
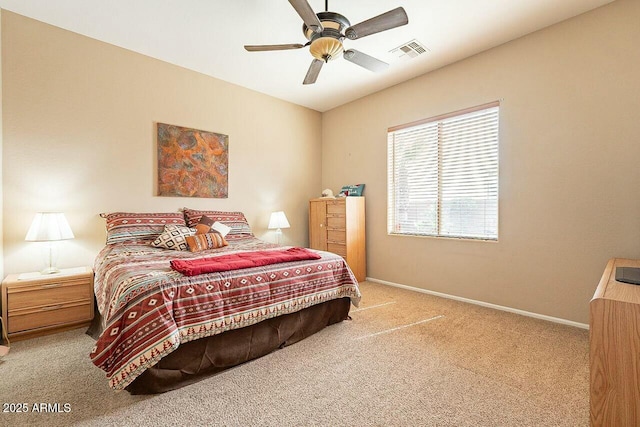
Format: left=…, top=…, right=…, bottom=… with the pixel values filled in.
left=303, top=59, right=324, bottom=85
left=288, top=0, right=323, bottom=34
left=244, top=44, right=305, bottom=52
left=343, top=49, right=389, bottom=72
left=344, top=7, right=408, bottom=40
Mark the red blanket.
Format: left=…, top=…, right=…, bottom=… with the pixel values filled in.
left=171, top=247, right=322, bottom=276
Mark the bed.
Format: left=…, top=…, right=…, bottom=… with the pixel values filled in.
left=89, top=210, right=361, bottom=394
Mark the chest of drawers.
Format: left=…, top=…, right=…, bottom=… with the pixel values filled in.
left=309, top=197, right=366, bottom=282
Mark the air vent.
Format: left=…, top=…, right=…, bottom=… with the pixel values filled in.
left=390, top=39, right=428, bottom=60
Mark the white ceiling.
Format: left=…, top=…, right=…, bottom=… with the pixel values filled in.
left=0, top=0, right=615, bottom=112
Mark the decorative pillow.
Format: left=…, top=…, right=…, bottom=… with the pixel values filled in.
left=211, top=221, right=232, bottom=237
left=183, top=208, right=253, bottom=237
left=101, top=212, right=186, bottom=245
left=151, top=225, right=195, bottom=251
left=185, top=232, right=228, bottom=252
left=195, top=215, right=215, bottom=235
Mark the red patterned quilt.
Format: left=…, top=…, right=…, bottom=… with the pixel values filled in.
left=90, top=236, right=361, bottom=390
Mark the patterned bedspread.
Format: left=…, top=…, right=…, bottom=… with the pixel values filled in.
left=90, top=236, right=361, bottom=390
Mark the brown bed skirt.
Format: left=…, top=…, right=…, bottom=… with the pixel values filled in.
left=88, top=297, right=351, bottom=394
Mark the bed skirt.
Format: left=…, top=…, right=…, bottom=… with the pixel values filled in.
left=88, top=297, right=351, bottom=394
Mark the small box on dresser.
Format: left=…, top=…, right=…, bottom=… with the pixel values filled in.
left=1, top=266, right=94, bottom=341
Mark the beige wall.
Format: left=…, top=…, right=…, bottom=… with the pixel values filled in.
left=3, top=2, right=639, bottom=324
left=322, top=0, right=640, bottom=324
left=0, top=10, right=3, bottom=280
left=1, top=11, right=321, bottom=274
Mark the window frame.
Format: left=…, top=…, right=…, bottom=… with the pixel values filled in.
left=387, top=101, right=500, bottom=241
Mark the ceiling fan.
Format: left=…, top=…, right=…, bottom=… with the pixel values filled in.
left=244, top=0, right=409, bottom=85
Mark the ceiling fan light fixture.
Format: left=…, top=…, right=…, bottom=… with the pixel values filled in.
left=309, top=37, right=343, bottom=62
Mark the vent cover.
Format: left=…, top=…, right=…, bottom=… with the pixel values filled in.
left=390, top=39, right=428, bottom=60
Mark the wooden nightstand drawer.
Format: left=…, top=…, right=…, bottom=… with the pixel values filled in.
left=9, top=280, right=92, bottom=311
left=9, top=301, right=92, bottom=333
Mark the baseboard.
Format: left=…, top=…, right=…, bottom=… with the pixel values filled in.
left=365, top=277, right=589, bottom=330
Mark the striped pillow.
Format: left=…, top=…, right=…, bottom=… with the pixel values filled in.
left=102, top=212, right=186, bottom=245
left=182, top=208, right=253, bottom=238
left=185, top=232, right=228, bottom=252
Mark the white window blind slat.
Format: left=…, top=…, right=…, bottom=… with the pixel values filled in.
left=387, top=104, right=499, bottom=240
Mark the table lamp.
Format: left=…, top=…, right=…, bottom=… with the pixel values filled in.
left=25, top=212, right=75, bottom=274
left=268, top=211, right=290, bottom=245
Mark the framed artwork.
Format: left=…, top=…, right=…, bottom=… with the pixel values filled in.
left=157, top=123, right=228, bottom=198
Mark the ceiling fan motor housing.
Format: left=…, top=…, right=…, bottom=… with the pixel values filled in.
left=303, top=12, right=351, bottom=62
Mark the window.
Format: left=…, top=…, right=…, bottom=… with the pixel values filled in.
left=387, top=102, right=499, bottom=240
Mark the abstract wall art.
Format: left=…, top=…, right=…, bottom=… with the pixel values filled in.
left=157, top=123, right=228, bottom=198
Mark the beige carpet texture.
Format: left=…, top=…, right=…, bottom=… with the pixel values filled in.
left=0, top=282, right=589, bottom=426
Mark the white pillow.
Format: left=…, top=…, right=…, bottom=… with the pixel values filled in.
left=211, top=221, right=232, bottom=237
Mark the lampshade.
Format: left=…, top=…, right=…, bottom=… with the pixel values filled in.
left=25, top=212, right=75, bottom=242
left=268, top=211, right=290, bottom=230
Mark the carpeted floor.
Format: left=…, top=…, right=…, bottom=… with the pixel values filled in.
left=0, top=281, right=589, bottom=426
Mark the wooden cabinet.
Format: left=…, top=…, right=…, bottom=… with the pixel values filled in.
left=590, top=258, right=640, bottom=426
left=309, top=197, right=366, bottom=282
left=1, top=267, right=94, bottom=341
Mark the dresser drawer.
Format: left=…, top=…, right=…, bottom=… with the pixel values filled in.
left=8, top=301, right=93, bottom=334
left=327, top=243, right=347, bottom=257
left=9, top=281, right=92, bottom=311
left=327, top=216, right=345, bottom=229
left=327, top=201, right=345, bottom=215
left=327, top=230, right=346, bottom=244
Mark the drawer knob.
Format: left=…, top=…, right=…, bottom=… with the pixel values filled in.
left=41, top=283, right=62, bottom=289
left=41, top=304, right=63, bottom=311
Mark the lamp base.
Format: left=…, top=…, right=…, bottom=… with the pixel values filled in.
left=40, top=241, right=61, bottom=275
left=40, top=266, right=61, bottom=275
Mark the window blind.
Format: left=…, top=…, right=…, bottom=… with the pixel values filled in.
left=387, top=102, right=499, bottom=240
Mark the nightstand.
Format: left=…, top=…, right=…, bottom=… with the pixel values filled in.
left=1, top=266, right=94, bottom=341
